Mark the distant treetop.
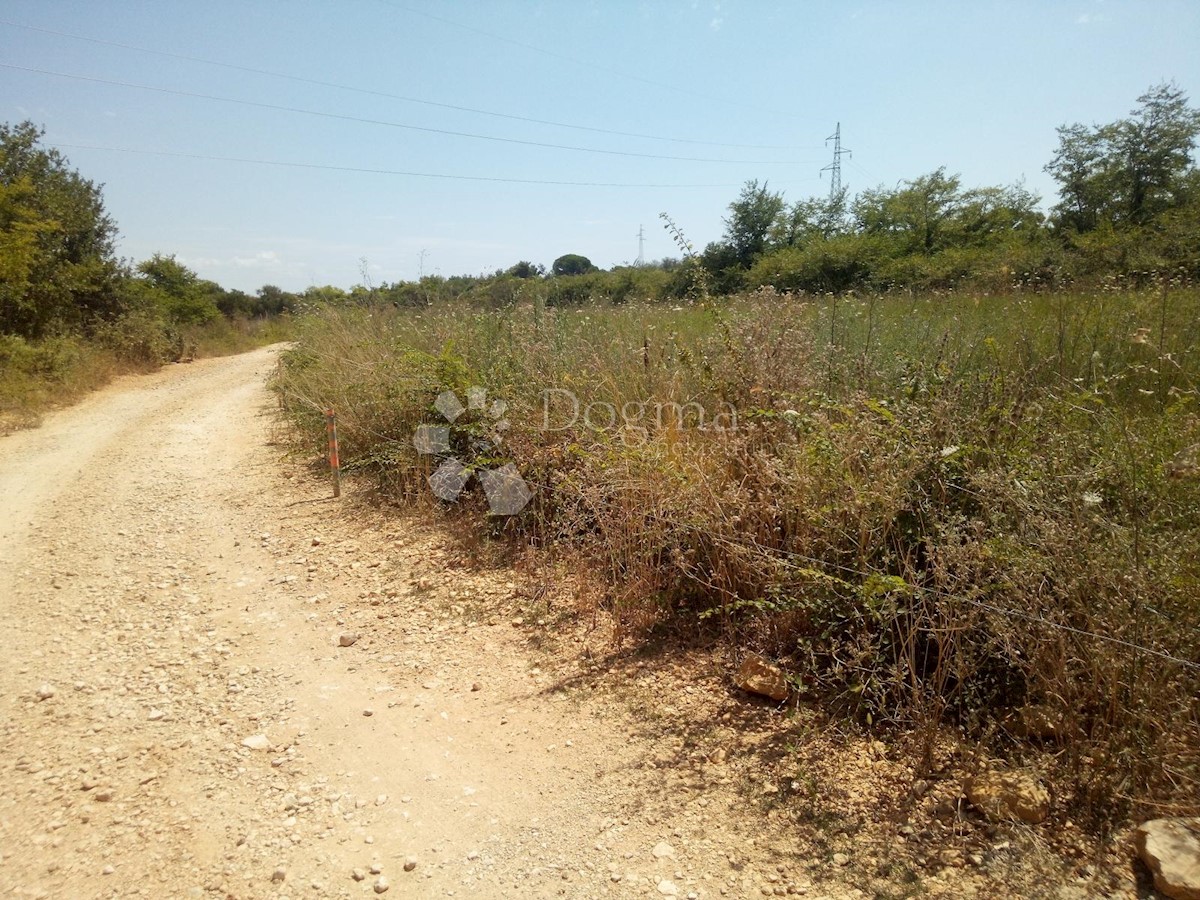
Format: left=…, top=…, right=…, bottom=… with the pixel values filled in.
left=551, top=254, right=596, bottom=276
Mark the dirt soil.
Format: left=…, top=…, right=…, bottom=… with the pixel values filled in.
left=0, top=346, right=1146, bottom=899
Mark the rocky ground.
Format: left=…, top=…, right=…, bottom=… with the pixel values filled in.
left=0, top=346, right=1166, bottom=898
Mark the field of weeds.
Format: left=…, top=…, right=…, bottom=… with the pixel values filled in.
left=276, top=285, right=1200, bottom=828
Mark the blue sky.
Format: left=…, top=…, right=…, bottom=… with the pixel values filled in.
left=2, top=0, right=1198, bottom=292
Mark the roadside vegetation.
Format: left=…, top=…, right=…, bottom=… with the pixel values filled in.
left=0, top=122, right=294, bottom=431
left=278, top=285, right=1199, bottom=830
left=275, top=84, right=1200, bottom=830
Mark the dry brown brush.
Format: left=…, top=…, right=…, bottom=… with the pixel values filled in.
left=276, top=285, right=1200, bottom=828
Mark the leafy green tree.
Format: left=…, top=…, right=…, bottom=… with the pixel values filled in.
left=0, top=121, right=122, bottom=337
left=216, top=289, right=255, bottom=318
left=393, top=279, right=437, bottom=307
left=254, top=284, right=297, bottom=317
left=769, top=187, right=850, bottom=248
left=721, top=179, right=785, bottom=268
left=506, top=260, right=544, bottom=278
left=1150, top=168, right=1200, bottom=274
left=301, top=285, right=348, bottom=307
left=854, top=168, right=964, bottom=255
left=699, top=240, right=745, bottom=293
left=1046, top=82, right=1200, bottom=231
left=131, top=254, right=219, bottom=325
left=0, top=177, right=51, bottom=313
left=1044, top=123, right=1112, bottom=233
left=854, top=169, right=1040, bottom=257
left=551, top=253, right=596, bottom=276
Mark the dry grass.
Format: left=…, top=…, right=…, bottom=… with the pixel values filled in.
left=276, top=284, right=1200, bottom=830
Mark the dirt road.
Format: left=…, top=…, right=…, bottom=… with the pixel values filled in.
left=3, top=346, right=1115, bottom=900
left=0, top=347, right=883, bottom=900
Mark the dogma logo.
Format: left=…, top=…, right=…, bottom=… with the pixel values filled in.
left=411, top=387, right=533, bottom=515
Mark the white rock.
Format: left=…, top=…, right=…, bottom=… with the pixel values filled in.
left=241, top=734, right=271, bottom=751
left=1136, top=818, right=1200, bottom=900
left=373, top=875, right=390, bottom=893
left=658, top=879, right=678, bottom=896
left=36, top=684, right=56, bottom=701
left=652, top=841, right=676, bottom=859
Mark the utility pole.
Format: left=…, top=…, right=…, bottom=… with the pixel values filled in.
left=418, top=249, right=430, bottom=306
left=820, top=122, right=851, bottom=201
left=635, top=225, right=645, bottom=266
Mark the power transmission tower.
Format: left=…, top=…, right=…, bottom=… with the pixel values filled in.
left=820, top=122, right=851, bottom=201
left=635, top=225, right=645, bottom=266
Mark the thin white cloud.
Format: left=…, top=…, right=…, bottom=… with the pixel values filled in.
left=179, top=250, right=284, bottom=271
left=179, top=256, right=222, bottom=269
left=233, top=250, right=281, bottom=268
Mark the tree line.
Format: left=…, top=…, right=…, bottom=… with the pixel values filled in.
left=0, top=121, right=306, bottom=358
left=3, top=83, right=1198, bottom=349
left=705, top=83, right=1200, bottom=296
left=373, top=83, right=1200, bottom=305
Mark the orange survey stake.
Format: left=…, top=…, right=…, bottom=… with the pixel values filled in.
left=325, top=408, right=341, bottom=498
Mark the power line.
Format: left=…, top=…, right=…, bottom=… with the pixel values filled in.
left=3, top=63, right=811, bottom=166
left=376, top=0, right=788, bottom=120
left=48, top=142, right=740, bottom=188
left=0, top=18, right=807, bottom=152
left=849, top=158, right=878, bottom=184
